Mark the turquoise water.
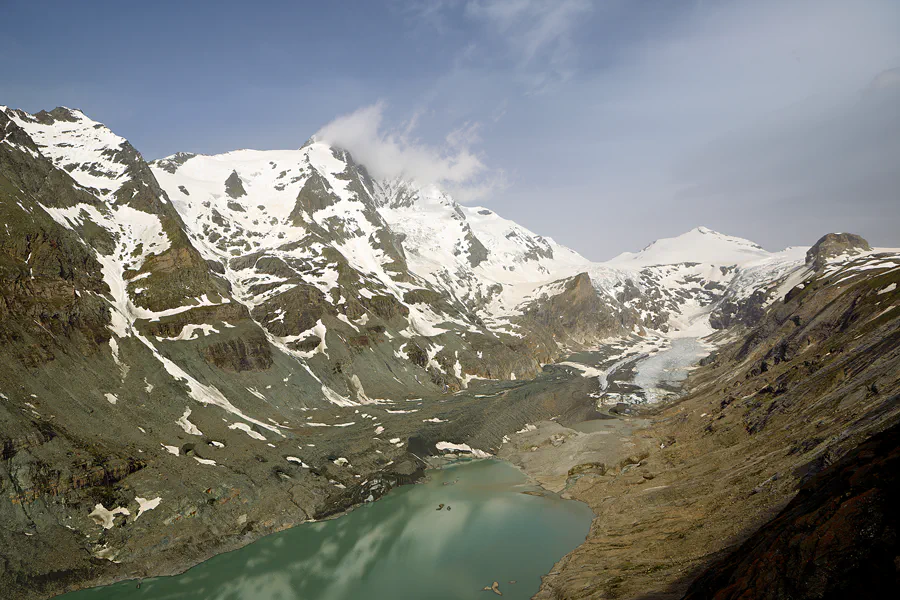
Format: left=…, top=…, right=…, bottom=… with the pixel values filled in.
left=63, top=460, right=593, bottom=600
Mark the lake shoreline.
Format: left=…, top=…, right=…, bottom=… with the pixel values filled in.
left=49, top=340, right=692, bottom=600
left=60, top=459, right=595, bottom=600
left=48, top=460, right=433, bottom=600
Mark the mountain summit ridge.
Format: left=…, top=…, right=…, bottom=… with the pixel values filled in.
left=607, top=225, right=772, bottom=268
left=4, top=103, right=880, bottom=352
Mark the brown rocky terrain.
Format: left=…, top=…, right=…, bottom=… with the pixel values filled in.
left=805, top=232, right=872, bottom=271
left=682, top=420, right=900, bottom=599
left=533, top=245, right=899, bottom=599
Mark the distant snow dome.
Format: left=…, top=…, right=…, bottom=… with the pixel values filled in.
left=605, top=226, right=770, bottom=268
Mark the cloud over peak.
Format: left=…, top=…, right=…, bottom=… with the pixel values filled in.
left=315, top=102, right=504, bottom=202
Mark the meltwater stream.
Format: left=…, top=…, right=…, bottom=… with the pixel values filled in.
left=64, top=460, right=593, bottom=600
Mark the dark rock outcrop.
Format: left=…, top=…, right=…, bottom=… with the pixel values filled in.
left=290, top=170, right=337, bottom=217
left=224, top=170, right=246, bottom=199
left=709, top=290, right=768, bottom=330
left=806, top=233, right=871, bottom=270
left=150, top=152, right=196, bottom=174
left=251, top=284, right=336, bottom=337
left=463, top=230, right=489, bottom=267
left=201, top=335, right=273, bottom=372
left=519, top=272, right=632, bottom=347
left=683, top=420, right=900, bottom=599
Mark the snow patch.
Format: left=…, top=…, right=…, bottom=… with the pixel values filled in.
left=228, top=422, right=267, bottom=441
left=176, top=407, right=203, bottom=436
left=89, top=503, right=130, bottom=529
left=435, top=441, right=491, bottom=458
left=134, top=497, right=161, bottom=521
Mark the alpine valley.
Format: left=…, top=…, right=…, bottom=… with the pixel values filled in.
left=1, top=106, right=898, bottom=600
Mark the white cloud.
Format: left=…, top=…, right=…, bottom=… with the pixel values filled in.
left=315, top=102, right=505, bottom=203
left=865, top=67, right=900, bottom=94
left=465, top=0, right=592, bottom=87
left=446, top=121, right=481, bottom=148
left=468, top=0, right=590, bottom=60
left=398, top=0, right=458, bottom=34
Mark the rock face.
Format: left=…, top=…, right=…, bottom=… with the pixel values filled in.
left=708, top=289, right=767, bottom=330
left=201, top=335, right=273, bottom=372
left=805, top=232, right=871, bottom=270
left=223, top=170, right=246, bottom=199
left=683, top=421, right=900, bottom=600
left=518, top=272, right=632, bottom=348
left=0, top=111, right=116, bottom=369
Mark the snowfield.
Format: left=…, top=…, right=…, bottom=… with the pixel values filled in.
left=147, top=143, right=828, bottom=344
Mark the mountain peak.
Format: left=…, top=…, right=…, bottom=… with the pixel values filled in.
left=7, top=106, right=130, bottom=200
left=606, top=226, right=769, bottom=267
left=805, top=232, right=871, bottom=270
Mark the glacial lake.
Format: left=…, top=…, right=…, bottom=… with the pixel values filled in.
left=64, top=460, right=593, bottom=600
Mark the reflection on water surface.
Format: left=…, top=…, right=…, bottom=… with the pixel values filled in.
left=64, top=460, right=593, bottom=600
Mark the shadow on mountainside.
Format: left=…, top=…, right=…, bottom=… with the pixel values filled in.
left=629, top=415, right=900, bottom=600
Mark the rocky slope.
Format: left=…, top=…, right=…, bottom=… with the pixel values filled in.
left=0, top=103, right=896, bottom=599
left=533, top=244, right=899, bottom=599
left=682, top=420, right=900, bottom=599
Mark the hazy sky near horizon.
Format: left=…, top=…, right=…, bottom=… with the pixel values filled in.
left=2, top=0, right=898, bottom=260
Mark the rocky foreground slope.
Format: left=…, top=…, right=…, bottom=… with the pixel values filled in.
left=0, top=103, right=897, bottom=599
left=682, top=420, right=900, bottom=599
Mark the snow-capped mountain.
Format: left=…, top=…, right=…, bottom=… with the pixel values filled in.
left=147, top=144, right=826, bottom=344
left=0, top=104, right=835, bottom=407
left=4, top=104, right=898, bottom=595
left=149, top=145, right=595, bottom=337
left=583, top=228, right=813, bottom=335
left=7, top=104, right=888, bottom=427
left=607, top=226, right=770, bottom=267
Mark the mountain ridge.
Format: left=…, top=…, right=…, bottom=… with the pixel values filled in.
left=2, top=103, right=897, bottom=600
left=4, top=103, right=894, bottom=392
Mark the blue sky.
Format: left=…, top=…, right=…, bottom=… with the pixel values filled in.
left=2, top=0, right=899, bottom=259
